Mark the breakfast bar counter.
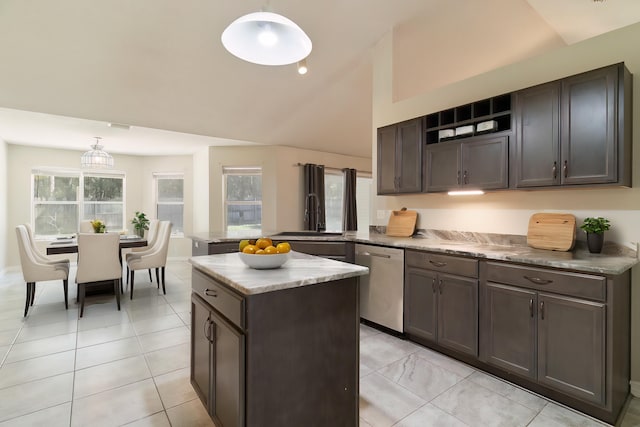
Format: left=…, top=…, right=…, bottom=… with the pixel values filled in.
left=189, top=252, right=368, bottom=427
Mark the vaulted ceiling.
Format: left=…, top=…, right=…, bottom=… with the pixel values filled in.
left=0, top=0, right=639, bottom=158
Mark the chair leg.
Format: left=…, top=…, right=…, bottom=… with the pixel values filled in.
left=156, top=268, right=160, bottom=289
left=24, top=282, right=32, bottom=317
left=130, top=271, right=135, bottom=300
left=79, top=284, right=86, bottom=318
left=126, top=266, right=129, bottom=285
left=63, top=279, right=69, bottom=310
left=161, top=267, right=166, bottom=295
left=148, top=269, right=153, bottom=283
left=30, top=283, right=35, bottom=306
left=114, top=279, right=121, bottom=311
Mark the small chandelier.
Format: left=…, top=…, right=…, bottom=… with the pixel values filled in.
left=81, top=137, right=114, bottom=169
left=221, top=11, right=312, bottom=66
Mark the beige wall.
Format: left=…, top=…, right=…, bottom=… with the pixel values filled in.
left=207, top=145, right=371, bottom=234
left=0, top=139, right=7, bottom=272
left=192, top=146, right=210, bottom=233
left=5, top=144, right=193, bottom=267
left=373, top=22, right=640, bottom=387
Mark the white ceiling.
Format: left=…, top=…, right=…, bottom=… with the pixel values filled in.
left=0, top=0, right=639, bottom=158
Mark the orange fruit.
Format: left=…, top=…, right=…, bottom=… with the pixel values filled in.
left=242, top=245, right=258, bottom=254
left=263, top=245, right=277, bottom=254
left=255, top=249, right=266, bottom=255
left=276, top=242, right=291, bottom=253
left=256, top=238, right=273, bottom=249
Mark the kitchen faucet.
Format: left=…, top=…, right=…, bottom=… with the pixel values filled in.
left=304, top=193, right=324, bottom=231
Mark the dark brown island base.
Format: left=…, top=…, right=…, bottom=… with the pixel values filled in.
left=189, top=251, right=368, bottom=427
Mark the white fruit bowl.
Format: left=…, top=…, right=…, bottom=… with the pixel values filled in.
left=238, top=252, right=291, bottom=269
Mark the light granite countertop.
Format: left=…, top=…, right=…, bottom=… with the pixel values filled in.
left=189, top=251, right=369, bottom=296
left=189, top=229, right=638, bottom=276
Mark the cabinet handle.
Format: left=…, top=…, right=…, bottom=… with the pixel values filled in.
left=523, top=275, right=553, bottom=285
left=429, top=260, right=447, bottom=268
left=439, top=279, right=443, bottom=294
left=552, top=161, right=557, bottom=179
left=540, top=301, right=545, bottom=320
left=563, top=160, right=568, bottom=178
left=463, top=170, right=468, bottom=185
left=431, top=278, right=436, bottom=293
left=457, top=170, right=461, bottom=185
left=204, top=288, right=218, bottom=297
left=529, top=299, right=534, bottom=318
left=204, top=318, right=212, bottom=342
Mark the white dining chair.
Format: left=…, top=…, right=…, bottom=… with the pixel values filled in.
left=76, top=232, right=122, bottom=317
left=15, top=225, right=69, bottom=317
left=24, top=224, right=71, bottom=269
left=79, top=220, right=93, bottom=233
left=127, top=221, right=172, bottom=299
left=126, top=219, right=160, bottom=285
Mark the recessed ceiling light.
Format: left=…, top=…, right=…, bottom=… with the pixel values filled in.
left=107, top=122, right=130, bottom=130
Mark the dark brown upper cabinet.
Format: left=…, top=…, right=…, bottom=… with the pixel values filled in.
left=514, top=63, right=632, bottom=188
left=424, top=135, right=509, bottom=192
left=377, top=118, right=423, bottom=194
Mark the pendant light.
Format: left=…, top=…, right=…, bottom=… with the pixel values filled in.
left=221, top=11, right=312, bottom=66
left=81, top=137, right=114, bottom=169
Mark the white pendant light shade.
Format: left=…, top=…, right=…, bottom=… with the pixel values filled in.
left=81, top=137, right=114, bottom=169
left=221, top=12, right=312, bottom=66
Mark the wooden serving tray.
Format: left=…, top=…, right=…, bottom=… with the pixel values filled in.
left=386, top=208, right=418, bottom=237
left=527, top=213, right=576, bottom=251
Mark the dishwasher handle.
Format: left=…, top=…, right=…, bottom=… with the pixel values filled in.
left=360, top=252, right=391, bottom=259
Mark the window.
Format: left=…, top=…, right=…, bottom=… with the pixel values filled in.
left=224, top=167, right=262, bottom=232
left=83, top=173, right=124, bottom=231
left=324, top=172, right=344, bottom=232
left=32, top=169, right=125, bottom=237
left=323, top=171, right=372, bottom=233
left=155, top=174, right=184, bottom=236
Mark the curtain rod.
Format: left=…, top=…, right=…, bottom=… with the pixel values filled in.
left=294, top=163, right=372, bottom=175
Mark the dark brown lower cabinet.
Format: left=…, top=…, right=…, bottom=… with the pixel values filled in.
left=404, top=251, right=478, bottom=357
left=479, top=261, right=629, bottom=424
left=537, top=292, right=605, bottom=404
left=191, top=267, right=359, bottom=427
left=481, top=283, right=605, bottom=404
left=191, top=294, right=244, bottom=427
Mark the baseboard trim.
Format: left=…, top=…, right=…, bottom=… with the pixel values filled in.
left=631, top=380, right=640, bottom=397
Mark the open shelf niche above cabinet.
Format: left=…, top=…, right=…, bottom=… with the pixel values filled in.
left=425, top=93, right=513, bottom=145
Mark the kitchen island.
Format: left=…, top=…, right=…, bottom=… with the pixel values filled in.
left=189, top=251, right=368, bottom=427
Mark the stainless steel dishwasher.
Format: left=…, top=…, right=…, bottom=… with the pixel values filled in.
left=355, top=244, right=404, bottom=332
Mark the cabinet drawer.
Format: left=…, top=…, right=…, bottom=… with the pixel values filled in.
left=406, top=250, right=478, bottom=278
left=486, top=262, right=606, bottom=302
left=192, top=268, right=245, bottom=328
left=292, top=241, right=346, bottom=257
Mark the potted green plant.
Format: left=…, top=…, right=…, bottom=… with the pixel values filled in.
left=131, top=211, right=150, bottom=238
left=580, top=217, right=611, bottom=254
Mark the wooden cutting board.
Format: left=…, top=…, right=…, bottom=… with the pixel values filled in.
left=527, top=213, right=577, bottom=251
left=386, top=208, right=418, bottom=237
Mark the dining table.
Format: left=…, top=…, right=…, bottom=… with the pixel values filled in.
left=47, top=235, right=148, bottom=296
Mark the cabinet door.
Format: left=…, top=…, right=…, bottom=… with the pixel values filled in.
left=515, top=82, right=560, bottom=187
left=191, top=295, right=212, bottom=412
left=461, top=136, right=508, bottom=190
left=210, top=308, right=245, bottom=427
left=537, top=293, right=605, bottom=405
left=396, top=118, right=423, bottom=193
left=561, top=65, right=617, bottom=185
left=404, top=267, right=438, bottom=343
left=424, top=142, right=460, bottom=192
left=481, top=282, right=536, bottom=379
left=437, top=273, right=478, bottom=356
left=377, top=125, right=398, bottom=194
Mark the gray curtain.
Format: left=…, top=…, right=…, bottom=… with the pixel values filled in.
left=343, top=168, right=357, bottom=231
left=303, top=164, right=326, bottom=231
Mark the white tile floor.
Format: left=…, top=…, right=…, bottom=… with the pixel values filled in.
left=0, top=261, right=638, bottom=426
